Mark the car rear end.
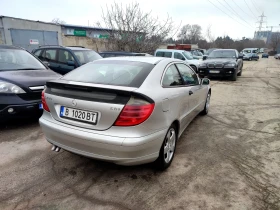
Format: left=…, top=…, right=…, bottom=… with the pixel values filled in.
left=39, top=59, right=166, bottom=165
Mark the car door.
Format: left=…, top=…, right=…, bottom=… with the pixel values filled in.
left=57, top=49, right=76, bottom=75
left=41, top=49, right=60, bottom=73
left=161, top=64, right=191, bottom=131
left=175, top=63, right=205, bottom=121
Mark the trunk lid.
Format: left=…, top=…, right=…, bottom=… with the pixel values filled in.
left=45, top=80, right=139, bottom=130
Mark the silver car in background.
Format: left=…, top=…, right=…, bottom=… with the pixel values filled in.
left=39, top=57, right=211, bottom=170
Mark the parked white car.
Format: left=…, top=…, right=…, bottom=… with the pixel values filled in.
left=154, top=49, right=201, bottom=73
left=274, top=54, right=280, bottom=59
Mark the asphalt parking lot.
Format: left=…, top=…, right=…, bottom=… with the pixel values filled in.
left=0, top=57, right=280, bottom=210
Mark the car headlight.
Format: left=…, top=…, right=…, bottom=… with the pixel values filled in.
left=0, top=81, right=26, bottom=94
left=199, top=63, right=207, bottom=68
left=224, top=63, right=236, bottom=68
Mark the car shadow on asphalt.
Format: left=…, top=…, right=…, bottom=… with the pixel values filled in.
left=0, top=117, right=40, bottom=131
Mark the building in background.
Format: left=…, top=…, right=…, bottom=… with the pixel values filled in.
left=0, top=16, right=62, bottom=52
left=0, top=16, right=111, bottom=52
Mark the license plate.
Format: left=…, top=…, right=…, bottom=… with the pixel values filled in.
left=60, top=106, right=98, bottom=125
left=209, top=70, right=220, bottom=73
left=39, top=103, right=43, bottom=109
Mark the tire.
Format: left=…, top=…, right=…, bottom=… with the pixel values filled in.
left=201, top=92, right=211, bottom=115
left=156, top=124, right=177, bottom=170
left=190, top=65, right=197, bottom=73
left=231, top=70, right=237, bottom=81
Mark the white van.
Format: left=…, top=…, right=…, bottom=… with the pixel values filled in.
left=154, top=49, right=201, bottom=72
left=241, top=48, right=259, bottom=54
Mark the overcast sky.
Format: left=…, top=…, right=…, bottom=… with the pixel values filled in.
left=1, top=0, right=279, bottom=40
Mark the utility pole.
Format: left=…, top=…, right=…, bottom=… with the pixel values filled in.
left=257, top=12, right=266, bottom=32
left=266, top=24, right=280, bottom=32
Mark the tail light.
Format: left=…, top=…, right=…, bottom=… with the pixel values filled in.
left=42, top=90, right=50, bottom=112
left=114, top=97, right=155, bottom=126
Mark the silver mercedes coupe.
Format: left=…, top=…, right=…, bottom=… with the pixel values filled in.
left=39, top=57, right=211, bottom=170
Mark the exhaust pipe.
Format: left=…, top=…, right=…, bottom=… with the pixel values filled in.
left=51, top=145, right=56, bottom=151
left=51, top=144, right=61, bottom=152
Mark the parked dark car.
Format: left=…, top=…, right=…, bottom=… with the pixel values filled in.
left=99, top=51, right=153, bottom=58
left=262, top=53, right=269, bottom=58
left=0, top=45, right=61, bottom=121
left=32, top=46, right=102, bottom=75
left=243, top=53, right=259, bottom=61
left=198, top=49, right=243, bottom=81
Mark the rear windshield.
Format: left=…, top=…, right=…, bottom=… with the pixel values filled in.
left=62, top=60, right=155, bottom=87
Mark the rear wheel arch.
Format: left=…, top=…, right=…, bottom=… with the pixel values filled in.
left=171, top=120, right=180, bottom=138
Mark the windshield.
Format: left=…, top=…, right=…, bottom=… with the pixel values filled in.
left=182, top=51, right=194, bottom=60
left=62, top=60, right=154, bottom=87
left=0, top=49, right=46, bottom=71
left=208, top=50, right=236, bottom=58
left=73, top=50, right=102, bottom=64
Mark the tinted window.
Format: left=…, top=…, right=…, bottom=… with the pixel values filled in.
left=162, top=64, right=183, bottom=87
left=208, top=50, right=236, bottom=58
left=174, top=52, right=185, bottom=60
left=34, top=50, right=42, bottom=57
left=42, top=49, right=57, bottom=62
left=62, top=60, right=154, bottom=88
left=0, top=49, right=46, bottom=71
left=73, top=50, right=102, bottom=64
left=176, top=63, right=199, bottom=86
left=156, top=51, right=172, bottom=58
left=58, top=50, right=74, bottom=64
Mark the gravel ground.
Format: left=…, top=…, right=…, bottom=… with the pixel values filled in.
left=0, top=57, right=280, bottom=210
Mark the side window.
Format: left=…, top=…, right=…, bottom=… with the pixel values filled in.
left=174, top=52, right=185, bottom=60
left=73, top=51, right=86, bottom=63
left=156, top=51, right=172, bottom=58
left=176, top=63, right=199, bottom=86
left=162, top=64, right=183, bottom=87
left=58, top=50, right=74, bottom=64
left=42, top=49, right=57, bottom=62
left=34, top=50, right=42, bottom=58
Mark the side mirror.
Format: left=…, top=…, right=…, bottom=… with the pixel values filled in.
left=203, top=55, right=207, bottom=60
left=67, top=60, right=75, bottom=66
left=201, top=78, right=210, bottom=85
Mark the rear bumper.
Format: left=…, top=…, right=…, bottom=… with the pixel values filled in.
left=198, top=68, right=236, bottom=78
left=39, top=113, right=167, bottom=166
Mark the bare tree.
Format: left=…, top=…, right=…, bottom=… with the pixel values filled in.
left=51, top=18, right=66, bottom=24
left=177, top=24, right=191, bottom=43
left=177, top=24, right=202, bottom=44
left=97, top=2, right=174, bottom=53
left=270, top=32, right=280, bottom=51
left=205, top=24, right=215, bottom=47
left=188, top=24, right=202, bottom=43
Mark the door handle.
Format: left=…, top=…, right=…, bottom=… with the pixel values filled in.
left=189, top=90, right=193, bottom=95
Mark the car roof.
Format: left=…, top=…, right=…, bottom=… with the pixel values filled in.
left=100, top=56, right=168, bottom=64
left=66, top=47, right=91, bottom=51
left=0, top=45, right=23, bottom=50
left=156, top=49, right=186, bottom=53
left=36, top=46, right=92, bottom=51
left=213, top=49, right=236, bottom=51
left=99, top=51, right=144, bottom=54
